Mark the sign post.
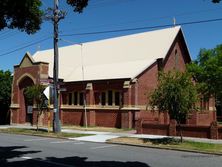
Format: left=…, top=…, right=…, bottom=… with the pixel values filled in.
left=43, top=86, right=51, bottom=132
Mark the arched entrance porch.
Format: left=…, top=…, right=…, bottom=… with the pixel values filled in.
left=18, top=76, right=34, bottom=124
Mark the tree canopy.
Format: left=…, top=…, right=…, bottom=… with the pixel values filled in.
left=24, top=84, right=47, bottom=130
left=0, top=0, right=43, bottom=34
left=149, top=71, right=197, bottom=141
left=187, top=44, right=222, bottom=104
left=150, top=71, right=197, bottom=123
left=212, top=0, right=221, bottom=3
left=0, top=70, right=12, bottom=108
left=0, top=0, right=88, bottom=34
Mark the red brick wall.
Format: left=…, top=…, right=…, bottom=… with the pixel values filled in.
left=42, top=111, right=53, bottom=126
left=164, top=40, right=188, bottom=72
left=139, top=110, right=216, bottom=126
left=177, top=125, right=210, bottom=138
left=11, top=59, right=50, bottom=125
left=138, top=120, right=222, bottom=139
left=187, top=111, right=216, bottom=126
left=12, top=66, right=39, bottom=105
left=11, top=109, right=19, bottom=124
left=136, top=63, right=158, bottom=106
left=62, top=109, right=84, bottom=126
left=142, top=122, right=169, bottom=136
left=95, top=110, right=121, bottom=128
left=218, top=127, right=222, bottom=139
left=136, top=32, right=190, bottom=107
left=139, top=111, right=169, bottom=124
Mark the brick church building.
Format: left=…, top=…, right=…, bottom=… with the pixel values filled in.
left=10, top=26, right=216, bottom=129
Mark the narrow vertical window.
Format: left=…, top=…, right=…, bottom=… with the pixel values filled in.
left=175, top=49, right=178, bottom=69
left=108, top=90, right=113, bottom=106
left=74, top=92, right=78, bottom=105
left=115, top=91, right=120, bottom=106
left=101, top=92, right=106, bottom=106
left=94, top=92, right=100, bottom=105
left=68, top=93, right=72, bottom=105
left=79, top=92, right=84, bottom=106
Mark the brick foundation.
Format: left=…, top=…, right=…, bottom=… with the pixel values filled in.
left=137, top=120, right=222, bottom=139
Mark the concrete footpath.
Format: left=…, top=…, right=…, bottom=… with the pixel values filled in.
left=1, top=124, right=222, bottom=144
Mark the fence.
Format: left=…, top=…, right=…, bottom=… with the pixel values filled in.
left=137, top=119, right=222, bottom=139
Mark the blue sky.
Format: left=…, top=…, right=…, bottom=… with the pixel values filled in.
left=0, top=0, right=222, bottom=71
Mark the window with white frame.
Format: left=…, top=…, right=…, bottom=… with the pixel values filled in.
left=100, top=90, right=122, bottom=106
left=67, top=91, right=85, bottom=106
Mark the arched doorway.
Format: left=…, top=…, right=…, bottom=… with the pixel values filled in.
left=18, top=76, right=34, bottom=124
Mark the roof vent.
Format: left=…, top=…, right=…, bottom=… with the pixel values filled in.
left=86, top=83, right=93, bottom=90
left=123, top=81, right=131, bottom=88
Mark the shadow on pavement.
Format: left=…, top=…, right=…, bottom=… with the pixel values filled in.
left=0, top=146, right=41, bottom=165
left=0, top=148, right=151, bottom=167
left=45, top=156, right=151, bottom=167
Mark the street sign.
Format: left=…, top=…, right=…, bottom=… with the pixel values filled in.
left=43, top=86, right=50, bottom=100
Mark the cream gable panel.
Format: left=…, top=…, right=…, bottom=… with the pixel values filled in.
left=20, top=56, right=33, bottom=67
left=19, top=52, right=35, bottom=68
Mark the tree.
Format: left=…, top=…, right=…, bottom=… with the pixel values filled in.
left=24, top=84, right=47, bottom=131
left=187, top=45, right=222, bottom=115
left=0, top=70, right=12, bottom=124
left=150, top=71, right=197, bottom=142
left=0, top=0, right=88, bottom=34
left=212, top=0, right=221, bottom=3
left=0, top=0, right=42, bottom=34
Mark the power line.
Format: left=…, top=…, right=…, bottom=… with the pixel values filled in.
left=1, top=17, right=222, bottom=58
left=63, top=6, right=222, bottom=34
left=64, top=1, right=222, bottom=33
left=0, top=31, right=19, bottom=41
left=0, top=32, right=52, bottom=52
left=61, top=17, right=222, bottom=37
left=0, top=36, right=51, bottom=57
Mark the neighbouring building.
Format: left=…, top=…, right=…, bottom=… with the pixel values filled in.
left=10, top=26, right=217, bottom=130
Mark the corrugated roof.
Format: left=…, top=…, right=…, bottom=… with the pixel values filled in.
left=32, top=26, right=181, bottom=82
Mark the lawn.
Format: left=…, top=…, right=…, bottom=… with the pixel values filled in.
left=0, top=128, right=92, bottom=138
left=62, top=125, right=134, bottom=133
left=109, top=137, right=222, bottom=154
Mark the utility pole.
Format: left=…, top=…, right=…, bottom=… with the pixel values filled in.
left=52, top=0, right=65, bottom=133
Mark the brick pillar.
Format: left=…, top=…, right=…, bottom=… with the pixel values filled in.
left=89, top=110, right=96, bottom=126
left=210, top=121, right=218, bottom=139
left=121, top=111, right=132, bottom=129
left=136, top=119, right=143, bottom=134
left=169, top=119, right=177, bottom=136
left=11, top=109, right=19, bottom=124
left=164, top=112, right=169, bottom=124
left=123, top=87, right=131, bottom=107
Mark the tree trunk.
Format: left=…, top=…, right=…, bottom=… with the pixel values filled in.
left=36, top=111, right=40, bottom=131
left=178, top=122, right=183, bottom=143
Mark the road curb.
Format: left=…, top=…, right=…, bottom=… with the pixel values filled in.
left=106, top=141, right=222, bottom=156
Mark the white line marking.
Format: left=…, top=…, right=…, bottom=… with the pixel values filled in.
left=21, top=156, right=76, bottom=167
left=50, top=140, right=85, bottom=144
left=50, top=140, right=75, bottom=144
left=21, top=156, right=32, bottom=160
left=24, top=138, right=50, bottom=142
left=73, top=142, right=84, bottom=145
left=90, top=145, right=117, bottom=150
left=30, top=158, right=76, bottom=167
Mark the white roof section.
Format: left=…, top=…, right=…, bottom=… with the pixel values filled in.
left=32, top=26, right=181, bottom=82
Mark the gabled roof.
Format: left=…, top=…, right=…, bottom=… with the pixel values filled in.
left=15, top=52, right=48, bottom=68
left=32, top=26, right=184, bottom=82
left=16, top=52, right=35, bottom=68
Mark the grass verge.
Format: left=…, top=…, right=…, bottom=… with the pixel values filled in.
left=0, top=128, right=93, bottom=138
left=108, top=137, right=222, bottom=154
left=62, top=125, right=134, bottom=133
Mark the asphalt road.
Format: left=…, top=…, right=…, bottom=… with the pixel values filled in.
left=0, top=133, right=222, bottom=167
